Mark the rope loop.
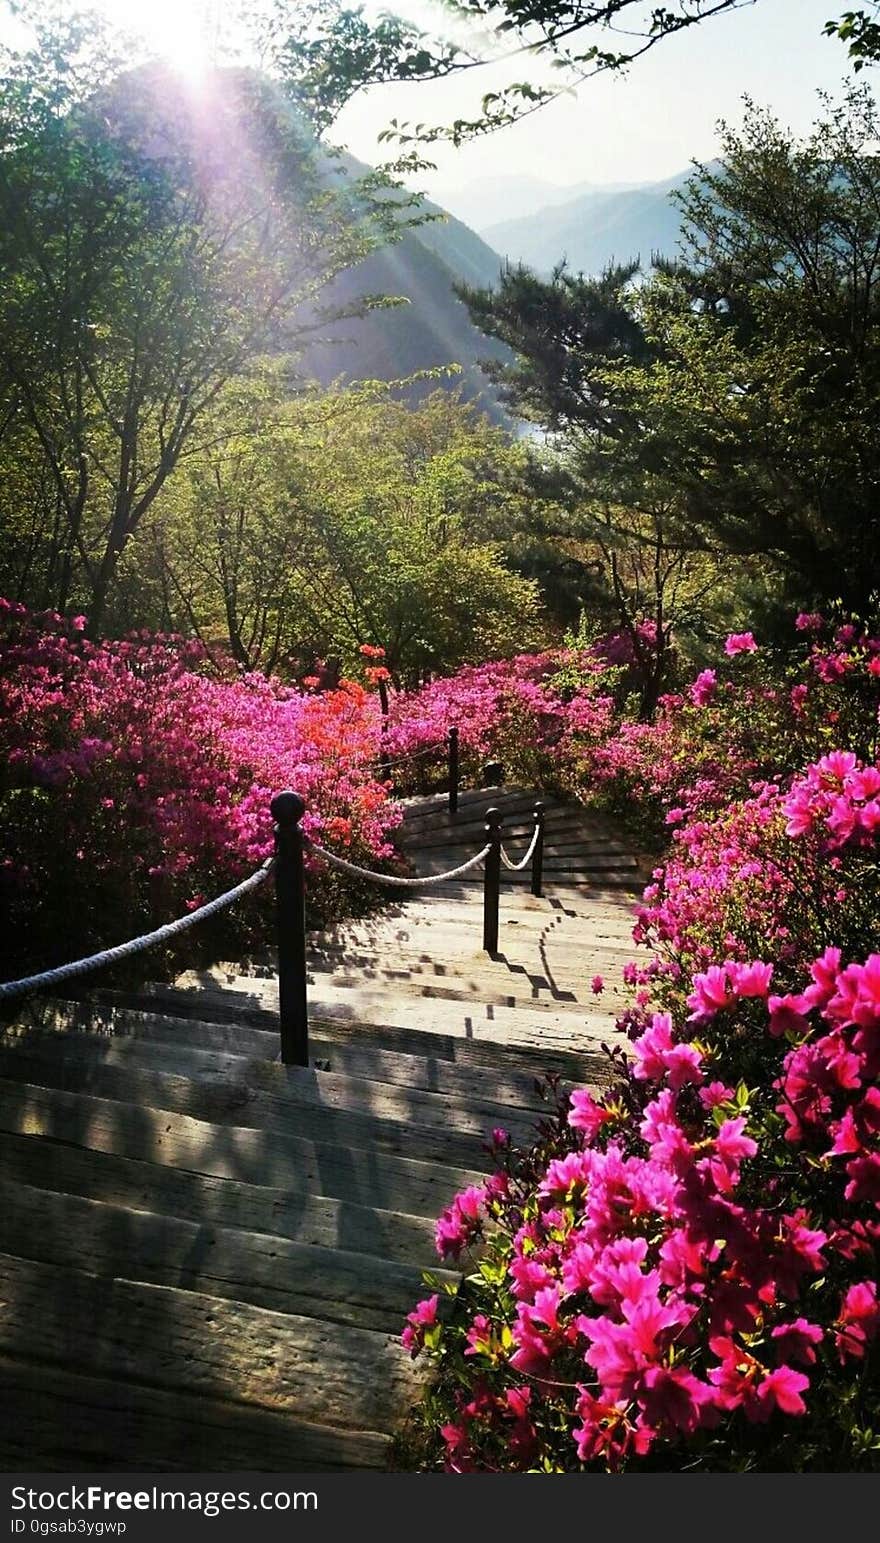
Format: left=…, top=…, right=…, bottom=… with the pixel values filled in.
left=499, top=821, right=541, bottom=873
left=305, top=837, right=491, bottom=887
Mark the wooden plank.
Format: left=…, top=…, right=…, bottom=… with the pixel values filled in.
left=399, top=809, right=616, bottom=842
left=0, top=1024, right=540, bottom=1147
left=24, top=998, right=552, bottom=1111
left=0, top=1079, right=487, bottom=1217
left=0, top=1129, right=439, bottom=1267
left=0, top=1038, right=501, bottom=1168
left=0, top=1250, right=425, bottom=1432
left=163, top=973, right=615, bottom=1040
left=399, top=825, right=634, bottom=854
left=399, top=786, right=557, bottom=823
left=0, top=1177, right=452, bottom=1334
left=0, top=1355, right=389, bottom=1472
left=415, top=853, right=639, bottom=875
left=134, top=988, right=608, bottom=1081
left=306, top=969, right=587, bottom=1014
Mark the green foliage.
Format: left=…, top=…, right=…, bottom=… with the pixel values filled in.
left=458, top=88, right=880, bottom=636
left=0, top=3, right=412, bottom=632
left=147, top=384, right=546, bottom=683
left=254, top=2, right=865, bottom=147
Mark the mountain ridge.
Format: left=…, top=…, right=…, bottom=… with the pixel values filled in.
left=480, top=167, right=698, bottom=276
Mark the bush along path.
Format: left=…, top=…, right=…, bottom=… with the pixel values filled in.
left=0, top=784, right=641, bottom=1472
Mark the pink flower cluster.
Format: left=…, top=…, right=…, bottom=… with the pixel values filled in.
left=0, top=604, right=398, bottom=975
left=422, top=941, right=880, bottom=1470
left=783, top=752, right=880, bottom=849
left=384, top=651, right=587, bottom=769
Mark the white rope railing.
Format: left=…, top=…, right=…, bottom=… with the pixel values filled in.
left=304, top=837, right=491, bottom=887
left=0, top=859, right=274, bottom=1000
left=500, top=822, right=541, bottom=873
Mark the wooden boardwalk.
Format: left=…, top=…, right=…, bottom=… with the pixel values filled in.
left=0, top=786, right=640, bottom=1471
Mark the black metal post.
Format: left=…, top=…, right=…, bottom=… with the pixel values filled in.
left=270, top=790, right=309, bottom=1067
left=448, top=726, right=459, bottom=815
left=531, top=800, right=545, bottom=898
left=483, top=806, right=502, bottom=955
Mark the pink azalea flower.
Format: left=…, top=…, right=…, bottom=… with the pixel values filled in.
left=689, top=669, right=717, bottom=707
left=569, top=1089, right=611, bottom=1140
left=637, top=1366, right=713, bottom=1435
left=770, top=1319, right=823, bottom=1367
left=401, top=1294, right=439, bottom=1356
left=728, top=960, right=774, bottom=997
left=687, top=964, right=736, bottom=1019
left=724, top=631, right=758, bottom=656
left=754, top=1366, right=809, bottom=1419
left=768, top=993, right=812, bottom=1038
left=464, top=1314, right=493, bottom=1357
left=835, top=1281, right=880, bottom=1361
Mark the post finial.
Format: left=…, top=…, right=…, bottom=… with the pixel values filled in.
left=271, top=790, right=306, bottom=827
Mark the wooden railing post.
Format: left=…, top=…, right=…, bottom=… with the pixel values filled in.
left=483, top=806, right=502, bottom=955
left=270, top=790, right=309, bottom=1067
left=448, top=726, right=459, bottom=815
left=531, top=801, right=545, bottom=898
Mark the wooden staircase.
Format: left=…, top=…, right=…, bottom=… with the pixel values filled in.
left=0, top=785, right=639, bottom=1472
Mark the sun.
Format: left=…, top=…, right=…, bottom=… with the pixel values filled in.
left=98, top=0, right=218, bottom=81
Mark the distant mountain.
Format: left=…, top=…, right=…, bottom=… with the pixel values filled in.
left=300, top=168, right=511, bottom=416
left=426, top=175, right=575, bottom=232
left=102, top=64, right=512, bottom=418
left=429, top=174, right=656, bottom=234
left=482, top=169, right=696, bottom=277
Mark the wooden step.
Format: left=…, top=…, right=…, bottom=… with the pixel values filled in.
left=1, top=1021, right=539, bottom=1148
left=0, top=1078, right=485, bottom=1217
left=405, top=873, right=644, bottom=895
left=25, top=998, right=553, bottom=1112
left=168, top=972, right=618, bottom=1049
left=0, top=1355, right=389, bottom=1471
left=125, top=985, right=609, bottom=1082
left=0, top=1035, right=506, bottom=1168
left=308, top=934, right=639, bottom=975
left=399, top=825, right=634, bottom=855
left=306, top=964, right=585, bottom=1012
left=399, top=786, right=554, bottom=823
left=0, top=1177, right=452, bottom=1334
left=0, top=1128, right=439, bottom=1268
left=0, top=1251, right=424, bottom=1435
left=415, top=845, right=638, bottom=871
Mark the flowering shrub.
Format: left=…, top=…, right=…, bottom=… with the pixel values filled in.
left=399, top=616, right=880, bottom=1472
left=387, top=617, right=880, bottom=848
left=0, top=602, right=398, bottom=982
left=401, top=941, right=880, bottom=1472
left=385, top=647, right=619, bottom=794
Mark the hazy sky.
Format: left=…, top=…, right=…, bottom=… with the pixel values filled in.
left=0, top=0, right=868, bottom=200
left=334, top=0, right=860, bottom=197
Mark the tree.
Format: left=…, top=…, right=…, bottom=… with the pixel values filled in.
left=646, top=86, right=880, bottom=613
left=0, top=4, right=406, bottom=633
left=150, top=385, right=545, bottom=683
left=826, top=5, right=880, bottom=67
left=457, top=88, right=880, bottom=631
left=256, top=1, right=859, bottom=146
left=455, top=261, right=732, bottom=707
